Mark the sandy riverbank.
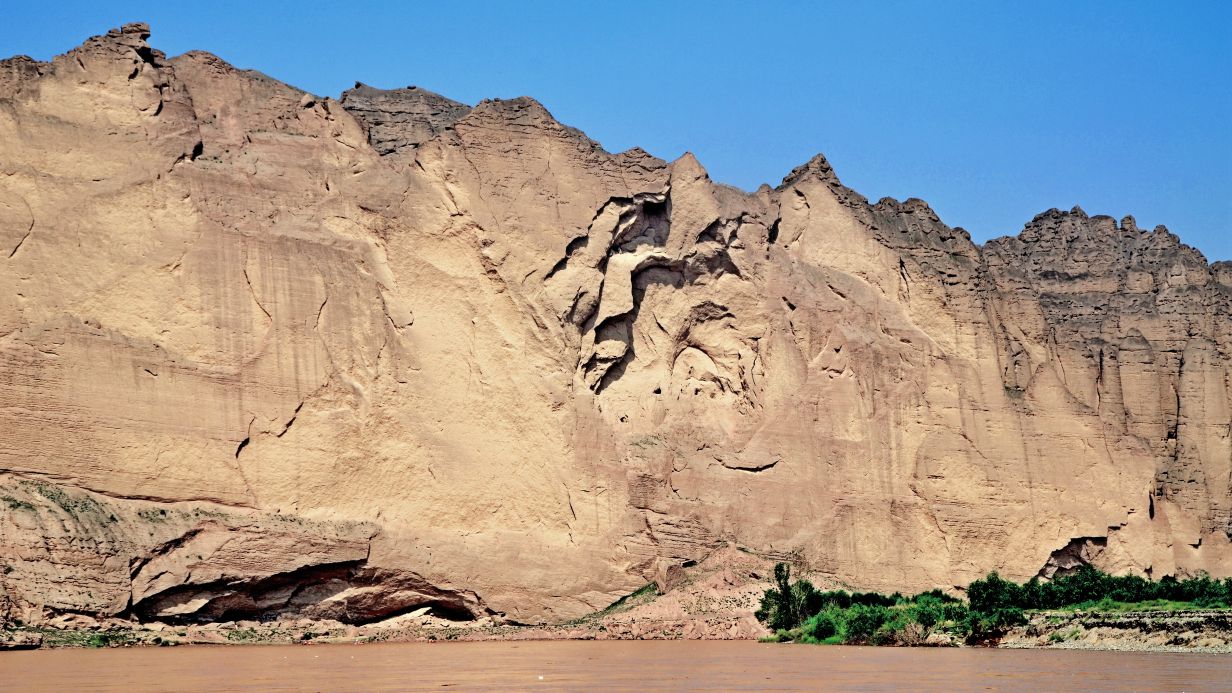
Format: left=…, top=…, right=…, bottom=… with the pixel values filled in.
left=5, top=547, right=1231, bottom=654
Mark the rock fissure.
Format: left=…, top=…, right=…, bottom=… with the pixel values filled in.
left=7, top=222, right=32, bottom=259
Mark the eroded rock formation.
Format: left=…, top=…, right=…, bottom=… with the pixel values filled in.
left=1, top=24, right=1229, bottom=626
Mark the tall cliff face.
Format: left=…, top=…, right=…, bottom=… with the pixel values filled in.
left=1, top=25, right=1229, bottom=626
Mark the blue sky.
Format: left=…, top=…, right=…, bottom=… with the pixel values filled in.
left=4, top=1, right=1230, bottom=260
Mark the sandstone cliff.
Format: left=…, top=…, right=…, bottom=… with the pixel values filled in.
left=1, top=24, right=1229, bottom=627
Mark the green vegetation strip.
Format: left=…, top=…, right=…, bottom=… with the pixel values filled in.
left=756, top=564, right=1232, bottom=646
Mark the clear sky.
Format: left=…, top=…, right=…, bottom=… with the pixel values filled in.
left=4, top=1, right=1230, bottom=260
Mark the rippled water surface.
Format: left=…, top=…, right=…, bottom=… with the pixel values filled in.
left=4, top=640, right=1229, bottom=691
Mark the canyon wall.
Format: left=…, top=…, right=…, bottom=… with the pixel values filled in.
left=1, top=24, right=1229, bottom=626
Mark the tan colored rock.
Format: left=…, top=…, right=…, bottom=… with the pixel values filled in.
left=1, top=24, right=1230, bottom=628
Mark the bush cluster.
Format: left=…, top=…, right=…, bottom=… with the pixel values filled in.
left=756, top=564, right=976, bottom=645
left=968, top=566, right=1232, bottom=612
left=756, top=563, right=1232, bottom=646
left=795, top=593, right=973, bottom=646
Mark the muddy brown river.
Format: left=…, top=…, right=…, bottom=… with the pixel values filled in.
left=3, top=640, right=1229, bottom=691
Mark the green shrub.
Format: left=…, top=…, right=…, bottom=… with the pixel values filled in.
left=811, top=589, right=851, bottom=609
left=758, top=561, right=1229, bottom=648
left=965, top=606, right=1026, bottom=641
left=843, top=604, right=891, bottom=643
left=968, top=566, right=1232, bottom=613
left=967, top=571, right=1022, bottom=613
left=910, top=589, right=961, bottom=604
left=908, top=595, right=946, bottom=629
left=225, top=628, right=260, bottom=643
left=941, top=601, right=970, bottom=623
left=801, top=608, right=843, bottom=641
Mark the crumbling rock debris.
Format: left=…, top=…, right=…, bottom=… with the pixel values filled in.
left=1, top=24, right=1230, bottom=628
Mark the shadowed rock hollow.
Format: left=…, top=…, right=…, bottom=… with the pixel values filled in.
left=1, top=24, right=1230, bottom=627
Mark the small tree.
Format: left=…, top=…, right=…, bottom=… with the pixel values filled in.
left=755, top=562, right=816, bottom=631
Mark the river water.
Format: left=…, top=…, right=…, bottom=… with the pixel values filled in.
left=3, top=640, right=1228, bottom=691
